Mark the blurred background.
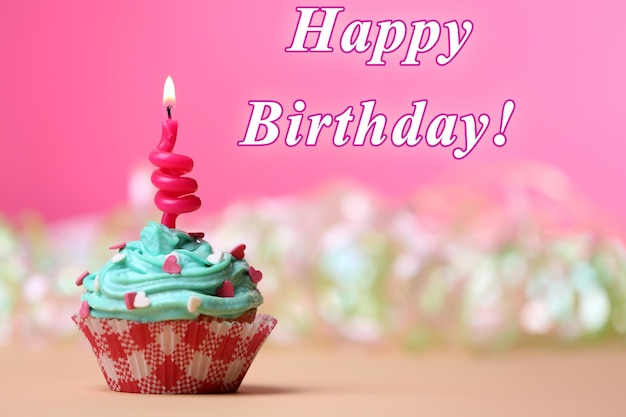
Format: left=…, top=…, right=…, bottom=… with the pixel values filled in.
left=0, top=0, right=625, bottom=350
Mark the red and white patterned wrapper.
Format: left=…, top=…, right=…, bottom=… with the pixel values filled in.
left=72, top=313, right=277, bottom=394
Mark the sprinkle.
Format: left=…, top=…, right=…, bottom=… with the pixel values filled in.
left=248, top=266, right=263, bottom=284
left=108, top=242, right=126, bottom=250
left=93, top=275, right=99, bottom=292
left=206, top=251, right=223, bottom=265
left=217, top=280, right=235, bottom=298
left=124, top=292, right=137, bottom=310
left=188, top=232, right=205, bottom=239
left=187, top=296, right=202, bottom=313
left=230, top=244, right=246, bottom=260
left=112, top=253, right=127, bottom=263
left=133, top=291, right=151, bottom=308
left=163, top=254, right=182, bottom=274
left=79, top=301, right=90, bottom=318
left=75, top=271, right=89, bottom=286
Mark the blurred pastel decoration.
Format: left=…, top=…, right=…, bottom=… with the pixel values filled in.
left=1, top=162, right=626, bottom=350
left=0, top=220, right=26, bottom=342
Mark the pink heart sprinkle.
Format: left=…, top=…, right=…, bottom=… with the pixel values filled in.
left=217, top=280, right=234, bottom=298
left=124, top=292, right=137, bottom=310
left=108, top=242, right=126, bottom=250
left=163, top=254, right=182, bottom=274
left=75, top=271, right=89, bottom=286
left=79, top=301, right=90, bottom=318
left=230, top=244, right=246, bottom=260
left=248, top=266, right=263, bottom=283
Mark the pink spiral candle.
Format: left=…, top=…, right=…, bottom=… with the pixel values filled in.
left=149, top=77, right=201, bottom=229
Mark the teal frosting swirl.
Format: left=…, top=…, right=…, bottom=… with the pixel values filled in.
left=80, top=222, right=263, bottom=322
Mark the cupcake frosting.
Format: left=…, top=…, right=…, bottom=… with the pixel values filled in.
left=78, top=222, right=263, bottom=322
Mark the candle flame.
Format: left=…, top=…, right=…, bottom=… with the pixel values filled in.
left=163, top=76, right=176, bottom=107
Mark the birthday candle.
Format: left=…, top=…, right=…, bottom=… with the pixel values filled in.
left=149, top=76, right=201, bottom=229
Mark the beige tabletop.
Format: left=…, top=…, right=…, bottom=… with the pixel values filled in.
left=1, top=344, right=624, bottom=417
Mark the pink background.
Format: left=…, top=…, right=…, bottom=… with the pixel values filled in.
left=1, top=1, right=624, bottom=229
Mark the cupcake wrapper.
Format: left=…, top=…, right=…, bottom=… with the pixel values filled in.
left=72, top=314, right=277, bottom=394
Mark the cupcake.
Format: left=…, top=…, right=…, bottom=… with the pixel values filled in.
left=73, top=76, right=276, bottom=393
left=73, top=222, right=276, bottom=393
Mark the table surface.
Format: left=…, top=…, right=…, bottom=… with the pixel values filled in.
left=1, top=343, right=624, bottom=417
